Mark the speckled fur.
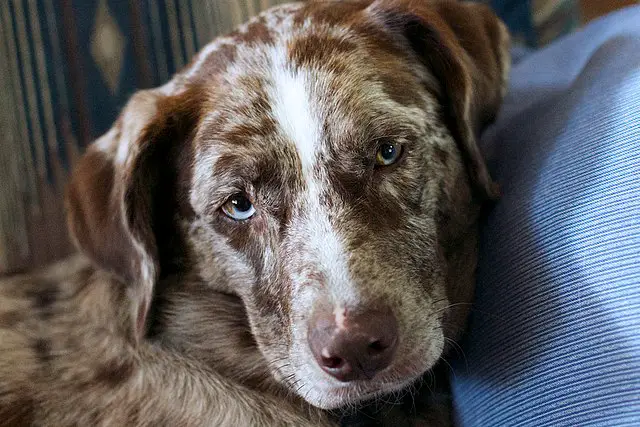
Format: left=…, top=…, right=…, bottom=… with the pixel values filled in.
left=0, top=1, right=509, bottom=425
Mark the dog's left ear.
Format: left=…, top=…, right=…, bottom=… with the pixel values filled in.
left=368, top=0, right=511, bottom=200
left=65, top=85, right=203, bottom=341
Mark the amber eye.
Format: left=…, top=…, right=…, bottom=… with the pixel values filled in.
left=375, top=142, right=402, bottom=166
left=221, top=193, right=256, bottom=220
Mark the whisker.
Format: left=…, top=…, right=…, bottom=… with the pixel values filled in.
left=444, top=336, right=469, bottom=374
left=438, top=356, right=457, bottom=382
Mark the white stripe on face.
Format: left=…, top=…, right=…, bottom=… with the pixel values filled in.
left=269, top=52, right=318, bottom=177
left=267, top=46, right=358, bottom=308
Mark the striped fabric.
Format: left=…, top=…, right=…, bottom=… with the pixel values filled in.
left=0, top=0, right=288, bottom=274
left=452, top=7, right=640, bottom=426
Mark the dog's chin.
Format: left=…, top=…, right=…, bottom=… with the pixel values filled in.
left=280, top=332, right=445, bottom=409
left=307, top=374, right=422, bottom=410
left=300, top=364, right=429, bottom=410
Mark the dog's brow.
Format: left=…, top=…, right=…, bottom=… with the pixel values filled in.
left=268, top=54, right=320, bottom=180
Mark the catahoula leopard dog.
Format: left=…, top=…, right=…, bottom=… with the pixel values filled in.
left=0, top=1, right=510, bottom=425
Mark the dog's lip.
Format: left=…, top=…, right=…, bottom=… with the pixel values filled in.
left=331, top=370, right=421, bottom=393
left=311, top=348, right=436, bottom=408
left=328, top=349, right=431, bottom=391
left=310, top=378, right=417, bottom=410
left=321, top=368, right=425, bottom=407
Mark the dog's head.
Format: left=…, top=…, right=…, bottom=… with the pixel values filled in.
left=66, top=0, right=509, bottom=409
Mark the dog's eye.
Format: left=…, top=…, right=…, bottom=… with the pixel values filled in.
left=222, top=193, right=256, bottom=220
left=375, top=142, right=402, bottom=166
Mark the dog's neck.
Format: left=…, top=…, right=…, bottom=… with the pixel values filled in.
left=149, top=276, right=286, bottom=394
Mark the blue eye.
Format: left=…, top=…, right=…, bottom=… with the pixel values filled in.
left=222, top=193, right=256, bottom=220
left=376, top=142, right=402, bottom=166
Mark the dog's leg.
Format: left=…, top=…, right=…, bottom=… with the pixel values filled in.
left=0, top=263, right=334, bottom=427
left=31, top=341, right=334, bottom=426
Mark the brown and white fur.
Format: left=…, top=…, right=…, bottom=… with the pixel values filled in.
left=0, top=1, right=510, bottom=425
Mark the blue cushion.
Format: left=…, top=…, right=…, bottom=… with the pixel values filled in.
left=452, top=7, right=640, bottom=426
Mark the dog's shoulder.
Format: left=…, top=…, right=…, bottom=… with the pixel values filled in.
left=1, top=255, right=92, bottom=301
left=0, top=255, right=94, bottom=368
left=0, top=257, right=335, bottom=427
left=0, top=255, right=136, bottom=426
left=0, top=255, right=129, bottom=334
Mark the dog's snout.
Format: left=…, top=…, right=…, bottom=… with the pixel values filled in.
left=308, top=307, right=398, bottom=382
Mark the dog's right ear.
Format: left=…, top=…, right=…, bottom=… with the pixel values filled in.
left=65, top=86, right=203, bottom=341
left=367, top=0, right=511, bottom=201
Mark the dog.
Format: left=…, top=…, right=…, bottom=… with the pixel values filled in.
left=0, top=0, right=510, bottom=425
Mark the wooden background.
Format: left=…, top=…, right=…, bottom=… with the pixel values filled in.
left=0, top=0, right=635, bottom=274
left=0, top=0, right=291, bottom=274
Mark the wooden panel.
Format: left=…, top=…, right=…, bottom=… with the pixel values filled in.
left=0, top=0, right=289, bottom=274
left=580, top=0, right=638, bottom=22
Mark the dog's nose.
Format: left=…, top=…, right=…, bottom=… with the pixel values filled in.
left=308, top=307, right=398, bottom=382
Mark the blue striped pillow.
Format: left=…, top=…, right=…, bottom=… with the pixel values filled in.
left=452, top=7, right=640, bottom=426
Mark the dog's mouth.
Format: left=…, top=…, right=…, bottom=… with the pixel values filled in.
left=306, top=372, right=423, bottom=410
left=334, top=374, right=422, bottom=405
left=300, top=353, right=433, bottom=410
left=279, top=320, right=445, bottom=409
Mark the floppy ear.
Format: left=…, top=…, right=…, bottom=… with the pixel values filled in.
left=369, top=0, right=511, bottom=200
left=65, top=86, right=203, bottom=340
